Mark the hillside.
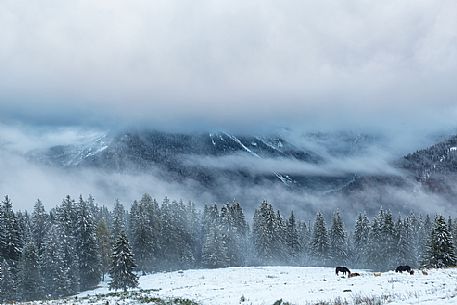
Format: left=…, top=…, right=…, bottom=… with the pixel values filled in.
left=19, top=267, right=457, bottom=305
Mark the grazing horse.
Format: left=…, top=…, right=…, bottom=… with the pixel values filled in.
left=335, top=266, right=351, bottom=276
left=395, top=265, right=412, bottom=273
left=348, top=272, right=360, bottom=278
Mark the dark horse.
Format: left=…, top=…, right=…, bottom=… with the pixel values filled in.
left=335, top=266, right=351, bottom=276
left=395, top=265, right=411, bottom=273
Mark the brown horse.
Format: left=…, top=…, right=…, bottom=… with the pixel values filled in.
left=348, top=272, right=360, bottom=278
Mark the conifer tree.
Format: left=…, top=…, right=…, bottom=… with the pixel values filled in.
left=353, top=213, right=369, bottom=267
left=40, top=224, right=72, bottom=298
left=55, top=196, right=80, bottom=294
left=298, top=220, right=311, bottom=264
left=329, top=210, right=348, bottom=266
left=0, top=196, right=22, bottom=262
left=285, top=211, right=300, bottom=264
left=379, top=210, right=396, bottom=270
left=129, top=196, right=157, bottom=273
left=112, top=199, right=127, bottom=242
left=96, top=218, right=112, bottom=281
left=310, top=211, right=329, bottom=265
left=160, top=199, right=195, bottom=269
left=0, top=258, right=16, bottom=302
left=253, top=201, right=277, bottom=265
left=109, top=232, right=139, bottom=292
left=31, top=199, right=49, bottom=256
left=422, top=215, right=457, bottom=268
left=201, top=220, right=230, bottom=268
left=75, top=196, right=102, bottom=290
left=395, top=217, right=415, bottom=267
left=18, top=242, right=43, bottom=301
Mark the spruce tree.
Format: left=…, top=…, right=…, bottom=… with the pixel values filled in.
left=0, top=196, right=22, bottom=262
left=310, top=211, right=329, bottom=265
left=353, top=213, right=369, bottom=267
left=252, top=201, right=277, bottom=265
left=298, top=220, right=311, bottom=264
left=285, top=211, right=300, bottom=264
left=0, top=258, right=16, bottom=302
left=31, top=199, right=49, bottom=256
left=112, top=199, right=127, bottom=242
left=395, top=217, right=415, bottom=267
left=422, top=215, right=457, bottom=268
left=18, top=242, right=43, bottom=301
left=96, top=218, right=112, bottom=281
left=129, top=197, right=155, bottom=273
left=109, top=232, right=139, bottom=292
left=40, top=224, right=71, bottom=298
left=329, top=210, right=348, bottom=266
left=75, top=196, right=102, bottom=290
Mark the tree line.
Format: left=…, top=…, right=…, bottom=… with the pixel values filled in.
left=0, top=193, right=456, bottom=302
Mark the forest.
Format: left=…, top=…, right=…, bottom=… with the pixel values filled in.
left=0, top=193, right=456, bottom=302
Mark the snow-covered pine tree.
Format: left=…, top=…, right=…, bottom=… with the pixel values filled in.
left=379, top=210, right=397, bottom=270
left=109, top=232, right=139, bottom=292
left=18, top=242, right=43, bottom=301
left=31, top=199, right=49, bottom=256
left=298, top=220, right=311, bottom=264
left=367, top=215, right=383, bottom=270
left=40, top=224, right=72, bottom=298
left=0, top=258, right=17, bottom=302
left=274, top=210, right=288, bottom=263
left=185, top=201, right=202, bottom=266
left=285, top=211, right=301, bottom=264
left=329, top=210, right=348, bottom=266
left=353, top=213, right=370, bottom=267
left=201, top=218, right=230, bottom=268
left=96, top=218, right=112, bottom=281
left=75, top=196, right=102, bottom=290
left=418, top=215, right=433, bottom=264
left=229, top=202, right=249, bottom=266
left=160, top=199, right=195, bottom=269
left=252, top=201, right=277, bottom=265
left=55, top=196, right=80, bottom=294
left=112, top=199, right=127, bottom=242
left=394, top=216, right=415, bottom=267
left=422, top=215, right=457, bottom=268
left=310, top=211, right=329, bottom=266
left=16, top=211, right=31, bottom=249
left=219, top=204, right=238, bottom=266
left=0, top=196, right=22, bottom=263
left=407, top=213, right=423, bottom=266
left=129, top=195, right=158, bottom=273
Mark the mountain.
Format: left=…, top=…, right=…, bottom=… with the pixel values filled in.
left=26, top=128, right=457, bottom=215
left=30, top=129, right=381, bottom=192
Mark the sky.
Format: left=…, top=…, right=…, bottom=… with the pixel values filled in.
left=1, top=0, right=457, bottom=213
left=1, top=0, right=457, bottom=132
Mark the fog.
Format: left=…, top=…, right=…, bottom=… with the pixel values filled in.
left=1, top=124, right=456, bottom=222
left=1, top=1, right=457, bottom=217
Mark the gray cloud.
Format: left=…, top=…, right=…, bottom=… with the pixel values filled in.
left=1, top=0, right=457, bottom=131
left=1, top=124, right=456, bottom=223
left=183, top=152, right=403, bottom=177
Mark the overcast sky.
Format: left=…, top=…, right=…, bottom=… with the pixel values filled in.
left=1, top=0, right=457, bottom=132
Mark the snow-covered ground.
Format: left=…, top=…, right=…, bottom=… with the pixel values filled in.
left=27, top=267, right=457, bottom=305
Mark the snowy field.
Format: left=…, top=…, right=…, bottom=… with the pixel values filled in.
left=24, top=267, right=457, bottom=305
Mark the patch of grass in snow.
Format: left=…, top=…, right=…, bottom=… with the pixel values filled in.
left=26, top=289, right=201, bottom=305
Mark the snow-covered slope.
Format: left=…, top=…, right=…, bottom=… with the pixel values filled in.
left=25, top=266, right=457, bottom=305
